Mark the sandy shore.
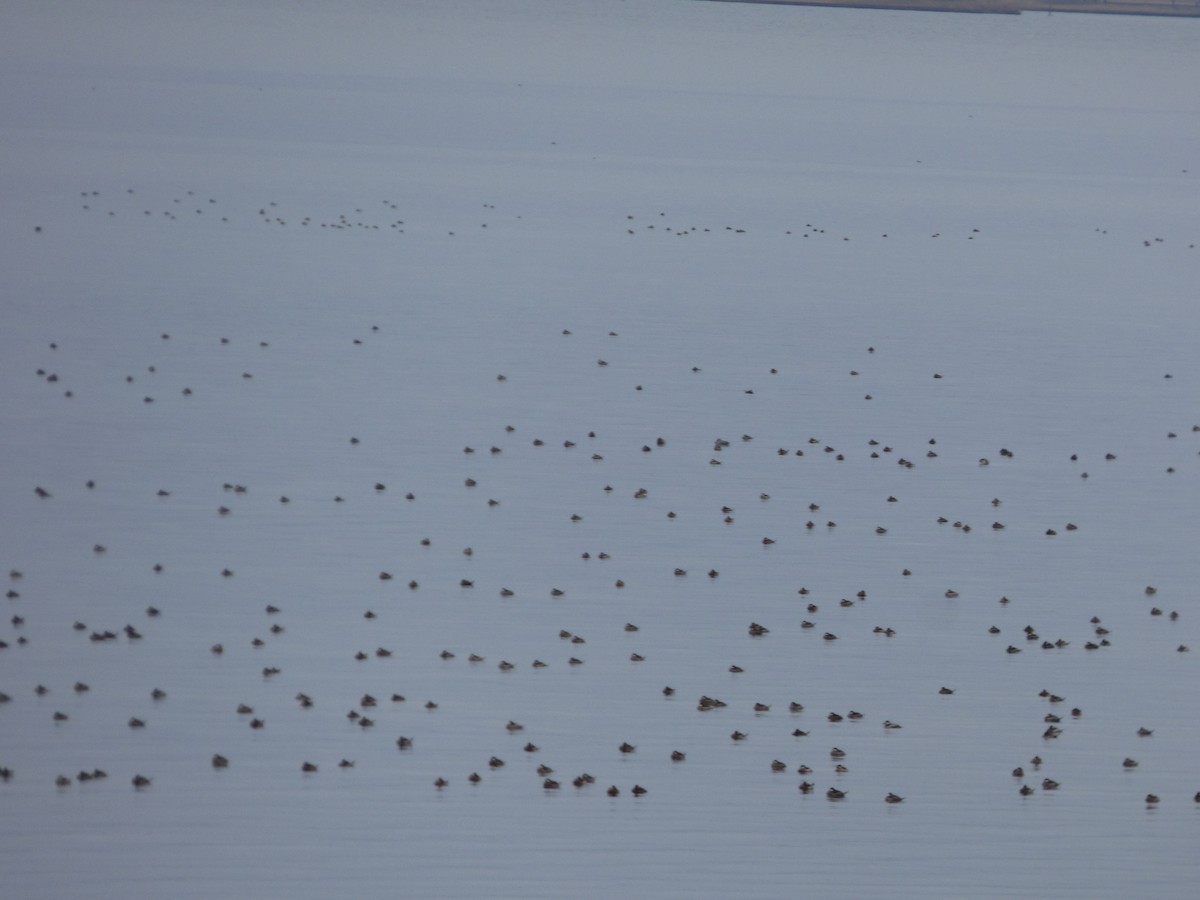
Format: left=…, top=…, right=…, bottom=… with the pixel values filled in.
left=707, top=0, right=1200, bottom=17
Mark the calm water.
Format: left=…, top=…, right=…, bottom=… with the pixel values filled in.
left=1, top=1, right=1198, bottom=897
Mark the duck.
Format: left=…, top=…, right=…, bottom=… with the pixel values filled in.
left=670, top=751, right=686, bottom=762
left=631, top=785, right=647, bottom=796
left=826, top=787, right=846, bottom=800
left=885, top=793, right=904, bottom=804
left=212, top=754, right=229, bottom=768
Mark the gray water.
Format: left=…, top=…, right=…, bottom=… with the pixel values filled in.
left=2, top=1, right=1198, bottom=897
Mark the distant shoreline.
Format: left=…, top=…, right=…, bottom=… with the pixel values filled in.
left=703, top=0, right=1200, bottom=17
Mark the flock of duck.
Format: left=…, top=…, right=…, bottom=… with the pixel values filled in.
left=1, top=186, right=1196, bottom=812
left=60, top=188, right=1196, bottom=251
